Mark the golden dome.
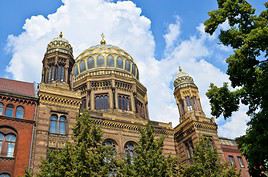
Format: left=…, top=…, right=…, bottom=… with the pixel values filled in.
left=73, top=35, right=139, bottom=80
left=47, top=32, right=73, bottom=55
left=174, top=67, right=196, bottom=89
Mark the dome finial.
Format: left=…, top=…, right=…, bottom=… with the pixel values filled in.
left=179, top=66, right=182, bottom=72
left=100, top=33, right=106, bottom=45
left=59, top=32, right=63, bottom=38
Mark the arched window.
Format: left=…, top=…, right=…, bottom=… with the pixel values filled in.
left=107, top=55, right=114, bottom=67
left=59, top=116, right=66, bottom=135
left=74, top=65, right=79, bottom=77
left=79, top=60, right=86, bottom=73
left=87, top=57, right=95, bottom=69
left=124, top=141, right=136, bottom=163
left=185, top=96, right=193, bottom=111
left=6, top=134, right=16, bottom=157
left=96, top=55, right=105, bottom=67
left=57, top=65, right=65, bottom=81
left=0, top=102, right=3, bottom=115
left=103, top=139, right=117, bottom=152
left=118, top=94, right=130, bottom=111
left=95, top=94, right=109, bottom=110
left=49, top=115, right=58, bottom=134
left=125, top=60, right=131, bottom=72
left=0, top=133, right=4, bottom=154
left=116, top=57, right=123, bottom=69
left=16, top=106, right=24, bottom=119
left=132, top=64, right=136, bottom=76
left=0, top=173, right=11, bottom=177
left=5, top=104, right=14, bottom=117
left=49, top=114, right=67, bottom=135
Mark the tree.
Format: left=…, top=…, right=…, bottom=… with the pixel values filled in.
left=204, top=0, right=268, bottom=175
left=120, top=124, right=180, bottom=177
left=37, top=112, right=117, bottom=177
left=182, top=137, right=239, bottom=177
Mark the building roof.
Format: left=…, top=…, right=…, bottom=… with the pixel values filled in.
left=0, top=78, right=36, bottom=97
left=219, top=137, right=238, bottom=146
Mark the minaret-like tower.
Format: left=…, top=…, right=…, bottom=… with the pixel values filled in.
left=173, top=67, right=224, bottom=163
left=32, top=33, right=81, bottom=175
left=174, top=67, right=205, bottom=123
left=41, top=32, right=74, bottom=87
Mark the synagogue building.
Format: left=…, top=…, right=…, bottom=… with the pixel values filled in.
left=0, top=33, right=250, bottom=177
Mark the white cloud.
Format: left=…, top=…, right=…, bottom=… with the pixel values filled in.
left=163, top=16, right=181, bottom=49
left=217, top=105, right=250, bottom=139
left=5, top=0, right=248, bottom=138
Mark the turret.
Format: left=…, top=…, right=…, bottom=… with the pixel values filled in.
left=174, top=67, right=205, bottom=122
left=41, top=32, right=74, bottom=87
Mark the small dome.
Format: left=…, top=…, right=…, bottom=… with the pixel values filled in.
left=47, top=32, right=73, bottom=55
left=174, top=67, right=196, bottom=89
left=73, top=34, right=139, bottom=80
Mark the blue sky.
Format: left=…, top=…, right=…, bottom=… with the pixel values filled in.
left=0, top=0, right=266, bottom=77
left=0, top=0, right=266, bottom=138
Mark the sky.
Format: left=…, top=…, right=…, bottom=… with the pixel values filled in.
left=0, top=0, right=266, bottom=139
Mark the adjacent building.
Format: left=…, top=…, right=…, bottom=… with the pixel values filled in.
left=0, top=78, right=37, bottom=177
left=0, top=33, right=250, bottom=177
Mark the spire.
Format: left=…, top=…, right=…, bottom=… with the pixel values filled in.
left=59, top=32, right=63, bottom=38
left=100, top=33, right=106, bottom=45
left=179, top=66, right=182, bottom=72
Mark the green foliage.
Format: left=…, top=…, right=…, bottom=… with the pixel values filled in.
left=204, top=0, right=268, bottom=175
left=38, top=112, right=117, bottom=177
left=181, top=137, right=239, bottom=177
left=121, top=124, right=180, bottom=177
left=21, top=169, right=33, bottom=177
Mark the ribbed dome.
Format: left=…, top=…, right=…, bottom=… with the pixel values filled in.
left=73, top=35, right=139, bottom=80
left=174, top=67, right=196, bottom=89
left=46, top=32, right=73, bottom=55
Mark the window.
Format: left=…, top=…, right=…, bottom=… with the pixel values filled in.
left=103, top=139, right=117, bottom=154
left=228, top=155, right=235, bottom=167
left=6, top=134, right=16, bottom=157
left=116, top=57, right=123, bottom=69
left=132, top=64, right=136, bottom=76
left=0, top=133, right=3, bottom=154
left=237, top=156, right=245, bottom=168
left=124, top=141, right=136, bottom=163
left=125, top=60, right=131, bottom=72
left=74, top=65, right=79, bottom=76
left=118, top=94, right=130, bottom=111
left=136, top=100, right=145, bottom=118
left=0, top=103, right=3, bottom=115
left=79, top=60, right=86, bottom=73
left=185, top=139, right=194, bottom=159
left=5, top=104, right=14, bottom=117
left=87, top=57, right=95, bottom=69
left=57, top=65, right=65, bottom=81
left=0, top=129, right=17, bottom=158
left=185, top=96, right=193, bottom=111
left=97, top=55, right=105, bottom=67
left=16, top=106, right=24, bottom=119
left=0, top=173, right=11, bottom=177
left=49, top=115, right=58, bottom=134
left=59, top=116, right=66, bottom=135
left=179, top=100, right=185, bottom=116
left=107, top=55, right=114, bottom=67
left=49, top=114, right=67, bottom=135
left=95, top=94, right=109, bottom=110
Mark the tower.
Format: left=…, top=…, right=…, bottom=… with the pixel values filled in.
left=173, top=67, right=223, bottom=163
left=31, top=33, right=81, bottom=175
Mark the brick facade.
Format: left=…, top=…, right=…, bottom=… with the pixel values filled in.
left=0, top=79, right=37, bottom=177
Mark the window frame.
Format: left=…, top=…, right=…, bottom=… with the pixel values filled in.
left=49, top=114, right=68, bottom=135
left=95, top=93, right=109, bottom=110
left=15, top=106, right=24, bottom=119
left=5, top=104, right=14, bottom=117
left=0, top=102, right=4, bottom=115
left=118, top=94, right=131, bottom=111
left=237, top=156, right=245, bottom=168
